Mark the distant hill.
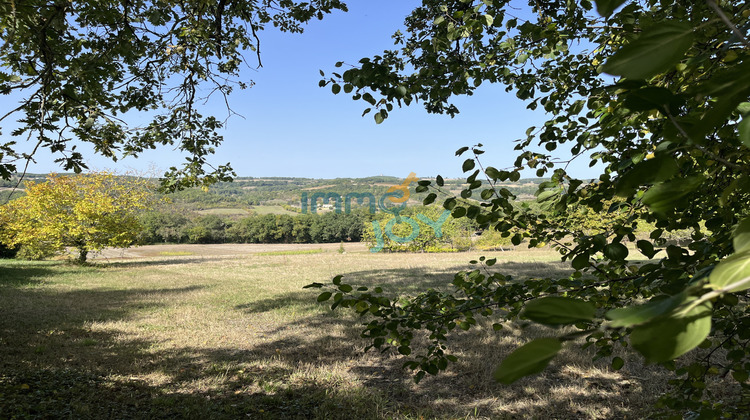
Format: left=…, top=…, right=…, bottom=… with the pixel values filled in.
left=4, top=173, right=549, bottom=210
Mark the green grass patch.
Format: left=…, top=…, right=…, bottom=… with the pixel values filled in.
left=255, top=249, right=324, bottom=256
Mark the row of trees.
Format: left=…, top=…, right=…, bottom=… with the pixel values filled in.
left=138, top=211, right=369, bottom=245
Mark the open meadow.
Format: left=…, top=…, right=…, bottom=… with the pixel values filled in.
left=0, top=244, right=735, bottom=419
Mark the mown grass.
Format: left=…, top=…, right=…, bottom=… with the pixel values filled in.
left=158, top=251, right=195, bottom=257
left=0, top=248, right=736, bottom=419
left=256, top=249, right=324, bottom=256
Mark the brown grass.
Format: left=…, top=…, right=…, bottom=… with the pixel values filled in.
left=0, top=246, right=736, bottom=418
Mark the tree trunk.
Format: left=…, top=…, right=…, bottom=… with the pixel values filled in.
left=76, top=247, right=88, bottom=264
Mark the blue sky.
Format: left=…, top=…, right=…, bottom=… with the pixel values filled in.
left=8, top=1, right=598, bottom=180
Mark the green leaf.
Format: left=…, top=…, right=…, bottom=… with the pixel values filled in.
left=740, top=117, right=750, bottom=148
left=485, top=166, right=501, bottom=180
left=709, top=249, right=750, bottom=293
left=571, top=253, right=590, bottom=270
left=623, top=87, right=685, bottom=113
left=642, top=175, right=705, bottom=215
left=630, top=298, right=712, bottom=363
left=732, top=370, right=749, bottom=383
left=602, top=22, right=694, bottom=80
left=615, top=155, right=679, bottom=197
left=331, top=84, right=341, bottom=94
left=436, top=175, right=444, bottom=186
left=426, top=363, right=439, bottom=375
left=522, top=297, right=596, bottom=325
left=317, top=291, right=332, bottom=302
left=734, top=217, right=750, bottom=254
left=536, top=189, right=559, bottom=203
left=374, top=112, right=384, bottom=124
left=414, top=371, right=426, bottom=383
left=611, top=356, right=625, bottom=371
left=595, top=0, right=627, bottom=17
left=606, top=294, right=686, bottom=328
left=455, top=146, right=469, bottom=156
left=636, top=240, right=656, bottom=258
left=462, top=159, right=475, bottom=172
left=603, top=243, right=629, bottom=260
left=494, top=338, right=562, bottom=384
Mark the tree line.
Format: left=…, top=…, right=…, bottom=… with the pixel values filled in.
left=138, top=210, right=370, bottom=245
left=138, top=205, right=487, bottom=250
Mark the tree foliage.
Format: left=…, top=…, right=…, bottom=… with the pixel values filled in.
left=136, top=209, right=370, bottom=245
left=0, top=0, right=346, bottom=189
left=0, top=171, right=153, bottom=262
left=310, top=0, right=750, bottom=416
left=362, top=205, right=476, bottom=252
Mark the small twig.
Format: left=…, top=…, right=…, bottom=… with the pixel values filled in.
left=707, top=0, right=750, bottom=49
left=250, top=23, right=263, bottom=68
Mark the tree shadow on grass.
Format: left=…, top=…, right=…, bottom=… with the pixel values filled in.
left=231, top=301, right=670, bottom=419
left=99, top=257, right=225, bottom=268
left=228, top=261, right=673, bottom=419
left=236, top=260, right=575, bottom=316
left=0, top=264, right=58, bottom=288
left=0, top=260, right=681, bottom=419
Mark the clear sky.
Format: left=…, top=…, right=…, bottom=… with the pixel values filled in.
left=7, top=1, right=599, bottom=180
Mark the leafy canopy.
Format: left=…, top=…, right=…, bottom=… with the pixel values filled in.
left=0, top=171, right=154, bottom=262
left=0, top=0, right=347, bottom=190
left=311, top=0, right=750, bottom=416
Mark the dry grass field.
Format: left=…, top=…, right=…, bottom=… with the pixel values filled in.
left=0, top=244, right=734, bottom=418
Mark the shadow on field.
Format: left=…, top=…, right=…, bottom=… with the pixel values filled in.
left=0, top=260, right=665, bottom=419
left=228, top=262, right=660, bottom=418
left=0, top=362, right=394, bottom=419
left=0, top=264, right=58, bottom=288
left=100, top=257, right=222, bottom=268
left=237, top=260, right=575, bottom=315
